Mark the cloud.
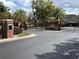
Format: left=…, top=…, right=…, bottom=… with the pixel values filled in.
left=0, top=0, right=32, bottom=14
left=4, top=1, right=16, bottom=9
left=53, top=0, right=79, bottom=14
left=0, top=0, right=17, bottom=10
left=53, top=0, right=79, bottom=8
left=13, top=0, right=32, bottom=14
left=8, top=0, right=32, bottom=11
left=64, top=4, right=69, bottom=7
left=63, top=8, right=79, bottom=15
left=66, top=0, right=79, bottom=8
left=0, top=0, right=79, bottom=14
left=20, top=7, right=32, bottom=15
left=16, top=0, right=32, bottom=7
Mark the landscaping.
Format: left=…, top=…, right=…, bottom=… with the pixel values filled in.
left=0, top=0, right=79, bottom=39
left=18, top=32, right=30, bottom=37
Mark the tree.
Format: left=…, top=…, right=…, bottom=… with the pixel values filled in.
left=32, top=0, right=66, bottom=30
left=50, top=7, right=65, bottom=30
left=13, top=9, right=28, bottom=34
left=0, top=2, right=12, bottom=20
left=13, top=9, right=28, bottom=31
left=13, top=9, right=27, bottom=23
left=52, top=7, right=65, bottom=26
left=32, top=0, right=54, bottom=26
left=52, top=7, right=65, bottom=21
left=32, top=0, right=65, bottom=26
left=0, top=2, right=9, bottom=12
left=0, top=12, right=12, bottom=19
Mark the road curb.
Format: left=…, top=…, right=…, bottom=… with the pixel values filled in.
left=0, top=34, right=37, bottom=43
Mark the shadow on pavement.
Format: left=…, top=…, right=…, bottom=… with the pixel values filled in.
left=35, top=38, right=79, bottom=59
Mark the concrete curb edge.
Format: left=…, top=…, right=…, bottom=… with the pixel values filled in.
left=0, top=34, right=37, bottom=43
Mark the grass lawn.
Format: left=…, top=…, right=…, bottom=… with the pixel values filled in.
left=18, top=32, right=30, bottom=37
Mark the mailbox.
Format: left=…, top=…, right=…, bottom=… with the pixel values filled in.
left=2, top=19, right=14, bottom=39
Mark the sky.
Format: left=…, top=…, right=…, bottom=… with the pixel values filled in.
left=0, top=0, right=79, bottom=15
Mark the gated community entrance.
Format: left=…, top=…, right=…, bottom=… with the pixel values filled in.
left=1, top=19, right=14, bottom=39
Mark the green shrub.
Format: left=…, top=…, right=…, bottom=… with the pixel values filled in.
left=14, top=26, right=22, bottom=35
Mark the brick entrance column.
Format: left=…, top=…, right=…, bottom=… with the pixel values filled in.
left=2, top=19, right=14, bottom=39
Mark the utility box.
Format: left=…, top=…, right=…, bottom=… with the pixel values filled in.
left=2, top=19, right=14, bottom=39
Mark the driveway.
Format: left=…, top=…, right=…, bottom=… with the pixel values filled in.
left=1, top=27, right=79, bottom=59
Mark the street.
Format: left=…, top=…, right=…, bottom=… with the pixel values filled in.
left=1, top=27, right=79, bottom=59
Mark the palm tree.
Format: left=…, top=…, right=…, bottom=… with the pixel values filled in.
left=13, top=9, right=27, bottom=23
left=52, top=7, right=66, bottom=30
left=13, top=9, right=27, bottom=27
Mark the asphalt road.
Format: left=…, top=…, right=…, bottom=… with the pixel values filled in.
left=1, top=28, right=79, bottom=59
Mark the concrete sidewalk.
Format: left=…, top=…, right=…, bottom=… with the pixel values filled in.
left=0, top=34, right=37, bottom=43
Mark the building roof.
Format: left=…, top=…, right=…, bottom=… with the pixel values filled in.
left=65, top=14, right=78, bottom=23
